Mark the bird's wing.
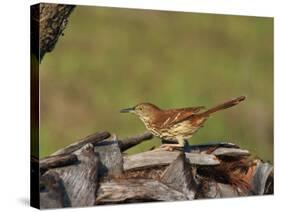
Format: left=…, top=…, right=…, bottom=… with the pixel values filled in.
left=160, top=106, right=205, bottom=127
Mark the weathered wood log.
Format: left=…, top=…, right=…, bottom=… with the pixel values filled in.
left=161, top=153, right=197, bottom=200
left=211, top=147, right=250, bottom=157
left=96, top=179, right=186, bottom=204
left=94, top=139, right=124, bottom=178
left=119, top=131, right=154, bottom=151
left=123, top=150, right=222, bottom=172
left=197, top=181, right=246, bottom=199
left=38, top=131, right=273, bottom=207
left=251, top=161, right=273, bottom=195
left=185, top=152, right=220, bottom=165
left=123, top=150, right=180, bottom=171
left=51, top=131, right=110, bottom=156
left=190, top=142, right=240, bottom=153
left=31, top=3, right=76, bottom=60
left=40, top=154, right=78, bottom=174
left=41, top=143, right=99, bottom=208
left=40, top=170, right=71, bottom=208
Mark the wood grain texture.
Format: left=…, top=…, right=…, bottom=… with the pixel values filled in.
left=123, top=150, right=180, bottom=171
left=185, top=152, right=220, bottom=165
left=197, top=181, right=244, bottom=198
left=43, top=143, right=99, bottom=207
left=251, top=161, right=273, bottom=195
left=94, top=140, right=124, bottom=177
left=96, top=179, right=186, bottom=204
left=211, top=147, right=250, bottom=157
left=40, top=170, right=70, bottom=209
left=160, top=153, right=197, bottom=200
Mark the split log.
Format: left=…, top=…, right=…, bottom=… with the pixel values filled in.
left=211, top=147, right=250, bottom=157
left=123, top=149, right=221, bottom=172
left=251, top=161, right=273, bottom=195
left=96, top=179, right=186, bottom=204
left=160, top=153, right=197, bottom=200
left=41, top=143, right=99, bottom=208
left=37, top=131, right=274, bottom=208
left=185, top=152, right=220, bottom=165
left=40, top=171, right=71, bottom=209
left=197, top=181, right=246, bottom=198
left=123, top=150, right=180, bottom=171
left=94, top=139, right=124, bottom=178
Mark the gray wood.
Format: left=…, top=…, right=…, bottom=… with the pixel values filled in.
left=51, top=131, right=110, bottom=156
left=40, top=170, right=71, bottom=209
left=94, top=139, right=124, bottom=177
left=198, top=181, right=242, bottom=198
left=211, top=147, right=250, bottom=157
left=96, top=179, right=186, bottom=204
left=47, top=143, right=99, bottom=207
left=123, top=150, right=181, bottom=171
left=189, top=142, right=240, bottom=153
left=251, top=161, right=273, bottom=195
left=119, top=131, right=153, bottom=151
left=185, top=152, right=220, bottom=165
left=161, top=153, right=197, bottom=200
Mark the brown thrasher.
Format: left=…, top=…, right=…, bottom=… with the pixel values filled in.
left=120, top=96, right=246, bottom=151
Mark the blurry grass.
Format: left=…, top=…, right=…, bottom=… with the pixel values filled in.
left=39, top=6, right=273, bottom=162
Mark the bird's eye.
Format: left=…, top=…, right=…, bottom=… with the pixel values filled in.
left=140, top=108, right=142, bottom=110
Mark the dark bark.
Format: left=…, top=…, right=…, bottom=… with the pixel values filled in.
left=118, top=132, right=154, bottom=151
left=51, top=131, right=110, bottom=156
left=40, top=154, right=78, bottom=174
left=31, top=3, right=76, bottom=61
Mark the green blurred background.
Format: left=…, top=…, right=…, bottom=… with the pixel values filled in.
left=40, top=6, right=273, bottom=162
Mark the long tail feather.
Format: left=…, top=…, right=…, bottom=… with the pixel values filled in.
left=200, top=96, right=246, bottom=116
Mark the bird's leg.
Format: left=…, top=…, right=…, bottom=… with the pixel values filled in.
left=160, top=137, right=185, bottom=151
left=183, top=139, right=191, bottom=153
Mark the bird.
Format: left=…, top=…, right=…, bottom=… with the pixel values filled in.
left=120, top=96, right=246, bottom=151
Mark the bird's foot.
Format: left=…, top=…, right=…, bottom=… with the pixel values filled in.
left=160, top=144, right=184, bottom=151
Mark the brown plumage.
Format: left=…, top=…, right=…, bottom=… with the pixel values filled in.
left=120, top=96, right=246, bottom=151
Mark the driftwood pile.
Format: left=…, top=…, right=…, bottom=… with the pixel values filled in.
left=35, top=131, right=273, bottom=209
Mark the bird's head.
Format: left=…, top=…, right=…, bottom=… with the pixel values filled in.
left=120, top=103, right=160, bottom=121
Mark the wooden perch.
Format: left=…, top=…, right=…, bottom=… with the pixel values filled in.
left=40, top=153, right=78, bottom=174
left=123, top=150, right=180, bottom=171
left=118, top=131, right=153, bottom=151
left=51, top=131, right=110, bottom=156
left=39, top=131, right=274, bottom=208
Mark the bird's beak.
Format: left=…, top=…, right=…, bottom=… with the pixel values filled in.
left=120, top=107, right=135, bottom=113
